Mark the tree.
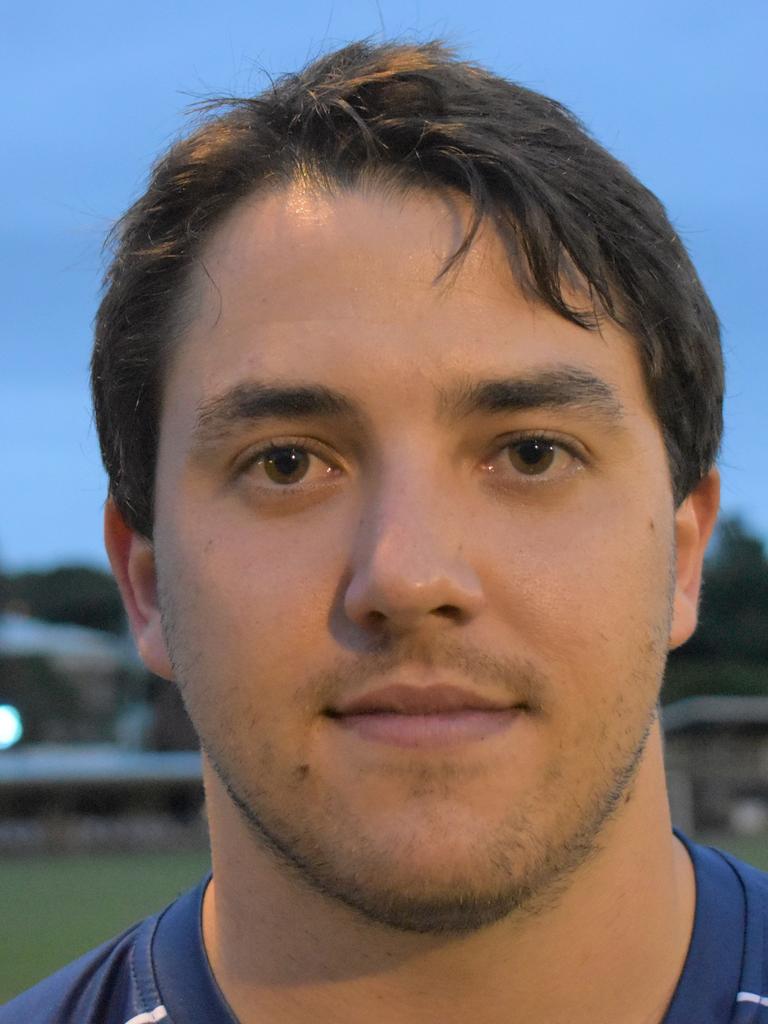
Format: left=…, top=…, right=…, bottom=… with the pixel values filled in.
left=3, top=566, right=125, bottom=635
left=664, top=516, right=768, bottom=702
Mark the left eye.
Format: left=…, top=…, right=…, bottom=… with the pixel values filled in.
left=486, top=438, right=577, bottom=479
left=249, top=446, right=335, bottom=486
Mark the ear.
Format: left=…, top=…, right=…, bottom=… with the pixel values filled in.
left=104, top=499, right=174, bottom=681
left=668, top=468, right=720, bottom=650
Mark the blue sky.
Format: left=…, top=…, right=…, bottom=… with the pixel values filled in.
left=2, top=0, right=766, bottom=569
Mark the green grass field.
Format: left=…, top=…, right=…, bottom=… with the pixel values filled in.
left=2, top=849, right=211, bottom=1001
left=3, top=833, right=768, bottom=1003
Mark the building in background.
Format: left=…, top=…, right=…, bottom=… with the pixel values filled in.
left=664, top=696, right=768, bottom=835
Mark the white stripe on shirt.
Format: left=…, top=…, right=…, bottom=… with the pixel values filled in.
left=122, top=1007, right=168, bottom=1024
left=737, top=991, right=768, bottom=1007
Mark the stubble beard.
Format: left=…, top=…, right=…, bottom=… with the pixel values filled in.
left=202, top=707, right=657, bottom=935
left=163, top=611, right=666, bottom=936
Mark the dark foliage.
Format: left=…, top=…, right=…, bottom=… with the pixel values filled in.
left=664, top=516, right=768, bottom=702
left=2, top=565, right=125, bottom=635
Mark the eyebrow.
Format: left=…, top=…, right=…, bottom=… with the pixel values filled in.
left=440, top=366, right=625, bottom=422
left=191, top=382, right=361, bottom=451
left=190, top=365, right=625, bottom=452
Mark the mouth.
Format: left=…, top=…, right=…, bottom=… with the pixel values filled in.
left=325, top=683, right=528, bottom=749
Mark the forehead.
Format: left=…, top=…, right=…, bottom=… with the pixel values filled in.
left=166, top=184, right=653, bottom=427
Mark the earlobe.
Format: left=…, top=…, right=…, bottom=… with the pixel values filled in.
left=103, top=499, right=174, bottom=681
left=668, top=468, right=721, bottom=650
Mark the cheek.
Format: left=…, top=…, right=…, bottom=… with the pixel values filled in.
left=156, top=506, right=346, bottom=698
left=482, top=493, right=674, bottom=686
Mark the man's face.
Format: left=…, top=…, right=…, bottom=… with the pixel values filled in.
left=137, top=186, right=701, bottom=932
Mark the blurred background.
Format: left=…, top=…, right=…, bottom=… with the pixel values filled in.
left=1, top=0, right=766, bottom=1000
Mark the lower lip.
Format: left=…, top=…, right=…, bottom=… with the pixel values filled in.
left=330, top=709, right=522, bottom=748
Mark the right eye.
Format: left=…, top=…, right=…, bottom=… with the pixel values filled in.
left=242, top=444, right=339, bottom=488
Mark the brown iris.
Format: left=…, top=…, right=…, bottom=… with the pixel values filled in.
left=261, top=447, right=311, bottom=484
left=507, top=439, right=557, bottom=475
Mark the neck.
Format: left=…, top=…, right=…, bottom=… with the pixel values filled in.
left=202, top=725, right=695, bottom=1024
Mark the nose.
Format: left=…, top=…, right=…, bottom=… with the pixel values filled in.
left=343, top=476, right=486, bottom=635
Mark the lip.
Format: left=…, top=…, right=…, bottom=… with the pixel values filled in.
left=330, top=708, right=524, bottom=748
left=326, top=683, right=526, bottom=749
left=329, top=683, right=518, bottom=716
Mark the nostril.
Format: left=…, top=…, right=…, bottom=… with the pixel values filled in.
left=434, top=604, right=464, bottom=621
left=360, top=603, right=463, bottom=632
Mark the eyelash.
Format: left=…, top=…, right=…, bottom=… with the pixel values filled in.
left=484, top=430, right=585, bottom=479
left=236, top=432, right=585, bottom=491
left=236, top=439, right=341, bottom=487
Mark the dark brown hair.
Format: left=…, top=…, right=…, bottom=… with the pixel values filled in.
left=92, top=39, right=723, bottom=537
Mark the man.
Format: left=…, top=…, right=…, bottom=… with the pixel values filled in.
left=3, top=38, right=764, bottom=1024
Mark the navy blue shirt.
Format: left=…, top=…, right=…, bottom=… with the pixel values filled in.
left=3, top=833, right=768, bottom=1023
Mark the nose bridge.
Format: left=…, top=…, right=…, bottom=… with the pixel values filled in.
left=343, top=451, right=485, bottom=630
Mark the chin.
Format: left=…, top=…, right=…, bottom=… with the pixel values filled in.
left=202, top=693, right=655, bottom=936
left=215, top=761, right=618, bottom=936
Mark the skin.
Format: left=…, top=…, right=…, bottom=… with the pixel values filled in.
left=107, top=185, right=720, bottom=1024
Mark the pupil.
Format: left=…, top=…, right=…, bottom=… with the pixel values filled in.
left=266, top=448, right=308, bottom=482
left=511, top=440, right=556, bottom=474
left=519, top=440, right=550, bottom=465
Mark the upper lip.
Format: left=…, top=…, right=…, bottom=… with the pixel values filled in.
left=329, top=683, right=518, bottom=716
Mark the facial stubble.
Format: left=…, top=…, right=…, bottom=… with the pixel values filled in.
left=160, top=584, right=670, bottom=937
